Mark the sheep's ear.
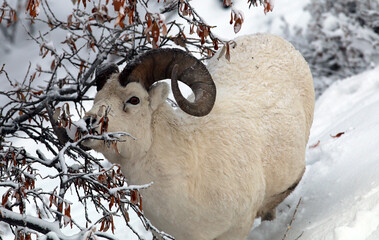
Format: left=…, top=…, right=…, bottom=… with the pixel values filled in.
left=149, top=82, right=169, bottom=111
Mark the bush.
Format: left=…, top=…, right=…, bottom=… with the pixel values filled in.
left=288, top=0, right=379, bottom=96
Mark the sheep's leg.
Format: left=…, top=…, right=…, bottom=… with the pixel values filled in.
left=258, top=173, right=303, bottom=221
left=260, top=208, right=276, bottom=221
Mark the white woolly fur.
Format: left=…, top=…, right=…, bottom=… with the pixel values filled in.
left=83, top=33, right=314, bottom=240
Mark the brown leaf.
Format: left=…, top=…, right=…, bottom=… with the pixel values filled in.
left=2, top=190, right=11, bottom=206
left=190, top=24, right=194, bottom=35
left=109, top=196, right=115, bottom=210
left=112, top=142, right=120, bottom=154
left=42, top=49, right=49, bottom=58
left=264, top=2, right=273, bottom=14
left=67, top=14, right=73, bottom=28
left=213, top=38, right=219, bottom=50
left=65, top=103, right=70, bottom=116
left=309, top=140, right=320, bottom=149
left=151, top=21, right=160, bottom=45
left=86, top=24, right=92, bottom=33
left=99, top=219, right=105, bottom=232
left=225, top=42, right=231, bottom=61
left=114, top=14, right=125, bottom=28
left=234, top=17, right=242, bottom=34
left=64, top=204, right=71, bottom=218
left=30, top=72, right=37, bottom=82
left=50, top=60, right=55, bottom=71
left=139, top=193, right=143, bottom=212
left=103, top=220, right=110, bottom=232
left=217, top=45, right=226, bottom=60
left=0, top=11, right=5, bottom=24
left=98, top=174, right=107, bottom=183
left=161, top=24, right=168, bottom=36
left=125, top=211, right=130, bottom=222
left=111, top=216, right=115, bottom=233
left=11, top=9, right=17, bottom=22
left=331, top=132, right=345, bottom=138
left=32, top=90, right=43, bottom=95
left=130, top=190, right=138, bottom=204
left=128, top=7, right=134, bottom=25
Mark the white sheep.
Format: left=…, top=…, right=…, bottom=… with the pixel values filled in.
left=83, top=33, right=315, bottom=240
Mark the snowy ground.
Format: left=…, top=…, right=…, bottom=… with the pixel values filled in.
left=2, top=0, right=379, bottom=239
left=250, top=66, right=379, bottom=240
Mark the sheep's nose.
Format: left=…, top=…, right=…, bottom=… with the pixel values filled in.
left=84, top=115, right=97, bottom=127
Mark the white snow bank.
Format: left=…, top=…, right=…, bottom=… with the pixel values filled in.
left=249, top=65, right=379, bottom=240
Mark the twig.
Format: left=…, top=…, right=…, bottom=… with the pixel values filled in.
left=282, top=197, right=302, bottom=240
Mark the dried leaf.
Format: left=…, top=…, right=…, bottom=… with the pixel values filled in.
left=109, top=196, right=114, bottom=210
left=11, top=9, right=17, bottom=22
left=309, top=140, right=320, bottom=149
left=67, top=14, right=73, bottom=28
left=2, top=190, right=11, bottom=206
left=161, top=24, right=168, bottom=36
left=50, top=60, right=55, bottom=71
left=125, top=211, right=130, bottom=222
left=86, top=24, right=92, bottom=33
left=331, top=132, right=345, bottom=138
left=26, top=0, right=40, bottom=18
left=128, top=8, right=134, bottom=24
left=234, top=17, right=242, bottom=34
left=64, top=204, right=71, bottom=218
left=65, top=103, right=70, bottom=116
left=103, top=220, right=110, bottom=232
left=98, top=174, right=107, bottom=183
left=217, top=45, right=226, bottom=60
left=42, top=49, right=49, bottom=58
left=111, top=216, right=115, bottom=233
left=114, top=14, right=125, bottom=28
left=190, top=24, right=194, bottom=35
left=30, top=72, right=37, bottom=82
left=145, top=13, right=152, bottom=28
left=113, top=142, right=120, bottom=154
left=151, top=21, right=160, bottom=45
left=264, top=1, right=273, bottom=14
left=225, top=42, right=231, bottom=61
left=99, top=219, right=105, bottom=232
left=0, top=11, right=5, bottom=24
left=130, top=190, right=138, bottom=204
left=139, top=193, right=143, bottom=212
left=213, top=38, right=219, bottom=50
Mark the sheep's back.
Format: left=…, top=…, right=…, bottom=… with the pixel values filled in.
left=206, top=33, right=314, bottom=199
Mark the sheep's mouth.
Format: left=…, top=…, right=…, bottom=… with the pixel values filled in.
left=83, top=115, right=110, bottom=136
left=82, top=127, right=101, bottom=136
left=78, top=123, right=105, bottom=150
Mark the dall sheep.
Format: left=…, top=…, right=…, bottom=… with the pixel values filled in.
left=83, top=33, right=315, bottom=240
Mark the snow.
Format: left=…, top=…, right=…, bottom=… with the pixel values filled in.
left=249, top=66, right=379, bottom=240
left=2, top=0, right=379, bottom=239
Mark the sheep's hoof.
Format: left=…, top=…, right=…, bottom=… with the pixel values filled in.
left=261, top=209, right=276, bottom=221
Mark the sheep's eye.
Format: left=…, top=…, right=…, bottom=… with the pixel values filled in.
left=127, top=96, right=140, bottom=105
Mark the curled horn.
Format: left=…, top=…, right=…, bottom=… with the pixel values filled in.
left=118, top=48, right=216, bottom=117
